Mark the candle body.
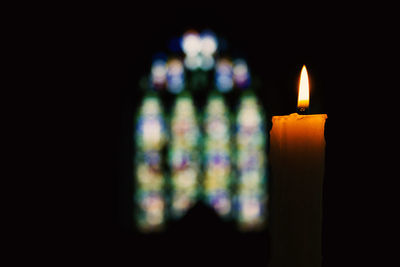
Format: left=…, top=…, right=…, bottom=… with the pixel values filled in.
left=269, top=113, right=327, bottom=267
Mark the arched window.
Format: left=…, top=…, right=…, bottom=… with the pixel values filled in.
left=134, top=96, right=167, bottom=231
left=169, top=94, right=201, bottom=218
left=134, top=30, right=268, bottom=232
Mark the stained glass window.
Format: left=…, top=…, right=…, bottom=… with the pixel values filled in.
left=133, top=30, right=268, bottom=232
left=166, top=58, right=185, bottom=94
left=169, top=94, right=201, bottom=218
left=235, top=94, right=268, bottom=230
left=215, top=58, right=234, bottom=92
left=134, top=96, right=167, bottom=231
left=203, top=94, right=232, bottom=217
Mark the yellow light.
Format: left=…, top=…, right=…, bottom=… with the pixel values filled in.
left=297, top=65, right=310, bottom=109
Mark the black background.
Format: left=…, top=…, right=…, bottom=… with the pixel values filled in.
left=73, top=7, right=380, bottom=266
left=8, top=3, right=397, bottom=266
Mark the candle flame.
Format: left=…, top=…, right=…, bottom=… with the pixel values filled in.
left=297, top=65, right=309, bottom=109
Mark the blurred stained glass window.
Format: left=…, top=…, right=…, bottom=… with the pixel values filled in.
left=133, top=30, right=268, bottom=232
left=235, top=94, right=268, bottom=230
left=203, top=94, right=232, bottom=217
left=134, top=96, right=167, bottom=232
left=169, top=95, right=201, bottom=218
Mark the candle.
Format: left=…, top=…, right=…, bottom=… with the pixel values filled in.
left=269, top=65, right=327, bottom=267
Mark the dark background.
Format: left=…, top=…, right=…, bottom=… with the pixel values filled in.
left=10, top=4, right=395, bottom=266
left=79, top=7, right=372, bottom=266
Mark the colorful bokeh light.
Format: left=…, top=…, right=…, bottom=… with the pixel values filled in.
left=169, top=95, right=201, bottom=218
left=181, top=30, right=218, bottom=71
left=215, top=58, right=234, bottom=92
left=233, top=59, right=251, bottom=88
left=151, top=59, right=167, bottom=90
left=235, top=94, right=268, bottom=230
left=166, top=58, right=185, bottom=94
left=203, top=95, right=232, bottom=217
left=134, top=96, right=167, bottom=231
left=134, top=30, right=268, bottom=232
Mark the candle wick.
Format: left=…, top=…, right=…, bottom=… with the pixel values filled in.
left=297, top=107, right=309, bottom=115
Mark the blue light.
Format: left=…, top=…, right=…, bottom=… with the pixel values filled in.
left=215, top=59, right=233, bottom=92
left=167, top=76, right=184, bottom=94
left=166, top=59, right=185, bottom=94
left=151, top=59, right=167, bottom=89
left=216, top=76, right=234, bottom=92
left=168, top=37, right=181, bottom=53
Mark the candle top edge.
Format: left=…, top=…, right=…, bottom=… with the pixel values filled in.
left=272, top=113, right=327, bottom=120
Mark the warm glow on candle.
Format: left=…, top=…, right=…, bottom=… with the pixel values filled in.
left=297, top=65, right=309, bottom=109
